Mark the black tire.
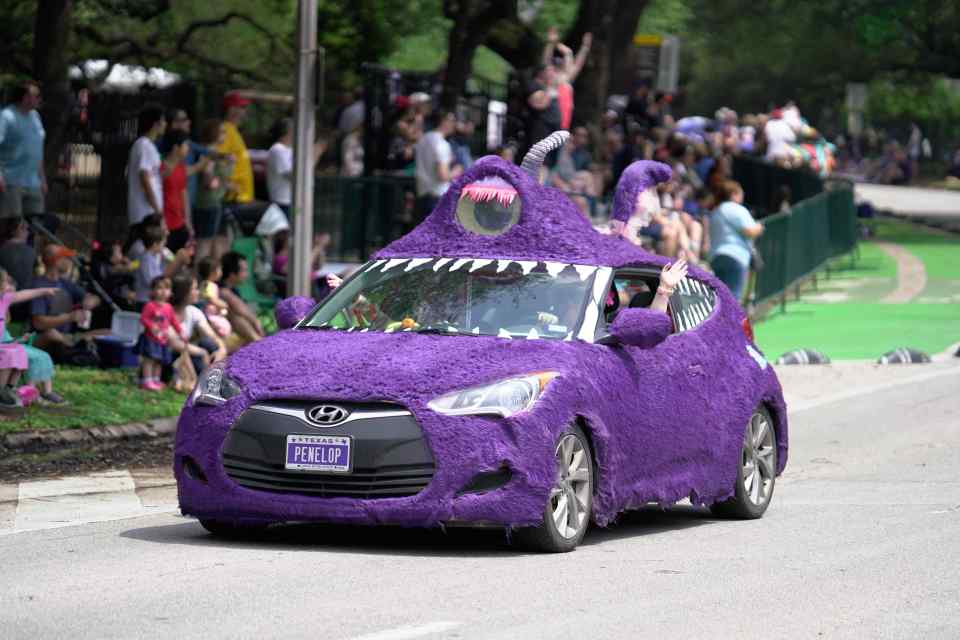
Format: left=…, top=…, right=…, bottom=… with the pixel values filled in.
left=198, top=518, right=269, bottom=539
left=711, top=406, right=777, bottom=519
left=515, top=424, right=594, bottom=553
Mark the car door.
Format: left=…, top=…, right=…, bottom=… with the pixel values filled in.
left=599, top=267, right=719, bottom=504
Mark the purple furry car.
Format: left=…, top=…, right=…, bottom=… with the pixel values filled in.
left=174, top=133, right=788, bottom=552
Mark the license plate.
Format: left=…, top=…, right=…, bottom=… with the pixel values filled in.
left=285, top=434, right=351, bottom=473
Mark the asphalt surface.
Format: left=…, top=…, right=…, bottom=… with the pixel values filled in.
left=1, top=363, right=959, bottom=639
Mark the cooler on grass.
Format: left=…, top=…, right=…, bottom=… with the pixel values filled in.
left=95, top=310, right=141, bottom=368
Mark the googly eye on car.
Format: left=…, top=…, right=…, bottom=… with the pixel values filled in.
left=456, top=177, right=521, bottom=236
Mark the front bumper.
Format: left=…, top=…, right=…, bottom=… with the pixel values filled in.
left=174, top=397, right=557, bottom=528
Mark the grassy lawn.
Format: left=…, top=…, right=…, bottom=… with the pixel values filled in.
left=0, top=367, right=185, bottom=434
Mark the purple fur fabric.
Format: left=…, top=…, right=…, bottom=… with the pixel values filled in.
left=274, top=296, right=316, bottom=329
left=610, top=160, right=672, bottom=223
left=174, top=153, right=788, bottom=530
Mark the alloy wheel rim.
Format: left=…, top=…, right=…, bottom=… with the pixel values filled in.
left=742, top=412, right=775, bottom=506
left=549, top=434, right=591, bottom=539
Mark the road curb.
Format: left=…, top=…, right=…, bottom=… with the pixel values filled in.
left=0, top=417, right=177, bottom=456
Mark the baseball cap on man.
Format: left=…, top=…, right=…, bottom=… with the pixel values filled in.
left=42, top=244, right=76, bottom=267
left=223, top=92, right=251, bottom=110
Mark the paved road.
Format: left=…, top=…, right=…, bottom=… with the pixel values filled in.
left=855, top=183, right=960, bottom=233
left=2, top=364, right=958, bottom=639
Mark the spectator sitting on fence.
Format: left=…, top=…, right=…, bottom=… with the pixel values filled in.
left=29, top=244, right=103, bottom=362
left=543, top=26, right=591, bottom=131
left=126, top=103, right=166, bottom=232
left=218, top=251, right=264, bottom=350
left=0, top=80, right=46, bottom=222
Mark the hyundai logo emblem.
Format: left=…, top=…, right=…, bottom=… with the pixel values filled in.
left=305, top=404, right=350, bottom=427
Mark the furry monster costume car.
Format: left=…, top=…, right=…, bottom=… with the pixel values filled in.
left=175, top=132, right=788, bottom=552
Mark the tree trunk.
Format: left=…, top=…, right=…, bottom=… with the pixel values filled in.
left=441, top=0, right=517, bottom=111
left=568, top=0, right=649, bottom=127
left=33, top=0, right=74, bottom=188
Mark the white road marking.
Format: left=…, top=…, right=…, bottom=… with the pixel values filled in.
left=3, top=469, right=178, bottom=535
left=346, top=621, right=462, bottom=640
left=789, top=365, right=960, bottom=414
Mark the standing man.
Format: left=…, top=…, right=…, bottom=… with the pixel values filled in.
left=217, top=92, right=254, bottom=205
left=127, top=104, right=166, bottom=229
left=0, top=81, right=46, bottom=220
left=267, top=117, right=326, bottom=217
left=414, top=110, right=459, bottom=222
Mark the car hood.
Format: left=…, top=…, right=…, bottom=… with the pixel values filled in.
left=225, top=328, right=587, bottom=405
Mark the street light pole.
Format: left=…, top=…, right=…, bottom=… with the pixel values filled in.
left=291, top=0, right=318, bottom=297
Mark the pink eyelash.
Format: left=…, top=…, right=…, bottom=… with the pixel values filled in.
left=460, top=180, right=518, bottom=207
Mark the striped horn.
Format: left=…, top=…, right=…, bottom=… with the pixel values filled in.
left=520, top=130, right=570, bottom=177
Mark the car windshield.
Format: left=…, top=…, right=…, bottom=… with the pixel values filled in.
left=301, top=257, right=602, bottom=340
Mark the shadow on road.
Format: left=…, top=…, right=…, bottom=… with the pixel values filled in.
left=120, top=504, right=717, bottom=557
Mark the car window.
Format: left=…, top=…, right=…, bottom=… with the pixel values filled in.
left=301, top=258, right=601, bottom=341
left=606, top=272, right=661, bottom=322
left=670, top=277, right=717, bottom=332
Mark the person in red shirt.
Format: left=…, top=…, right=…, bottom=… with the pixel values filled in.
left=161, top=130, right=193, bottom=253
left=136, top=276, right=182, bottom=391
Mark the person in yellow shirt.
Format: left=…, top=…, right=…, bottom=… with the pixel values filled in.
left=217, top=92, right=254, bottom=204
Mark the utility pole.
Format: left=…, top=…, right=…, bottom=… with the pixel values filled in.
left=291, top=0, right=318, bottom=297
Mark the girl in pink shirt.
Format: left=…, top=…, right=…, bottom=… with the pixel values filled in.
left=136, top=276, right=182, bottom=391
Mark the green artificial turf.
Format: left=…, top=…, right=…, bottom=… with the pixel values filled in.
left=755, top=302, right=960, bottom=360
left=0, top=367, right=185, bottom=434
left=756, top=218, right=960, bottom=360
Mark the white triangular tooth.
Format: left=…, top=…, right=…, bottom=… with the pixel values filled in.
left=450, top=258, right=471, bottom=272
left=434, top=257, right=453, bottom=271
left=516, top=260, right=537, bottom=275
left=545, top=262, right=566, bottom=278
left=527, top=327, right=540, bottom=340
left=405, top=257, right=433, bottom=271
left=496, top=259, right=513, bottom=273
left=573, top=264, right=597, bottom=281
left=469, top=258, right=493, bottom=272
left=383, top=258, right=409, bottom=272
left=497, top=328, right=512, bottom=338
left=366, top=259, right=387, bottom=272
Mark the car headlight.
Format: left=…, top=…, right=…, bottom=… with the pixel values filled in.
left=428, top=372, right=558, bottom=418
left=189, top=365, right=243, bottom=407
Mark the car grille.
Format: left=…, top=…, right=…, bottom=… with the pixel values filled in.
left=223, top=456, right=435, bottom=498
left=221, top=400, right=436, bottom=500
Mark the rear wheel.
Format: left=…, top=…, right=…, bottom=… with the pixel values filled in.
left=711, top=406, right=777, bottom=519
left=515, top=425, right=593, bottom=552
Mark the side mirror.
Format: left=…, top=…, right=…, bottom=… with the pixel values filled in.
left=275, top=296, right=316, bottom=330
left=599, top=307, right=671, bottom=348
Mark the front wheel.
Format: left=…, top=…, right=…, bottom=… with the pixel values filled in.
left=711, top=406, right=777, bottom=519
left=515, top=425, right=594, bottom=552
